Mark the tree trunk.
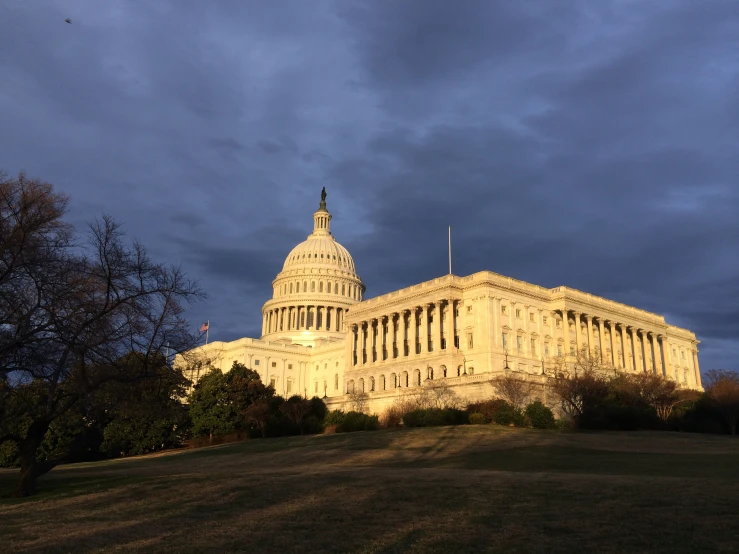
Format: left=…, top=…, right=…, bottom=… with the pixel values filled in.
left=14, top=420, right=53, bottom=497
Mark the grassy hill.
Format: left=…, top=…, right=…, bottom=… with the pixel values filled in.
left=1, top=426, right=738, bottom=553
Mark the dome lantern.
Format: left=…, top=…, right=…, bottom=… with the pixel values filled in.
left=312, top=187, right=332, bottom=237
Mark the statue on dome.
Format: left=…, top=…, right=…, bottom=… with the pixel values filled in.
left=321, top=187, right=327, bottom=202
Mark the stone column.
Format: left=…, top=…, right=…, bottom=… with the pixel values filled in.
left=381, top=316, right=387, bottom=361
left=411, top=308, right=419, bottom=356
left=370, top=318, right=377, bottom=363
left=661, top=336, right=671, bottom=378
left=650, top=333, right=662, bottom=375
left=492, top=297, right=500, bottom=347
left=692, top=350, right=702, bottom=388
left=432, top=302, right=442, bottom=352
left=574, top=312, right=582, bottom=354
left=628, top=327, right=638, bottom=371
left=607, top=321, right=616, bottom=366
left=391, top=313, right=398, bottom=358
left=639, top=330, right=648, bottom=372
left=445, top=300, right=455, bottom=350
left=360, top=321, right=367, bottom=365
left=597, top=318, right=606, bottom=362
left=586, top=314, right=595, bottom=355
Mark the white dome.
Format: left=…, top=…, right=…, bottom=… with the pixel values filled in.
left=261, top=189, right=365, bottom=347
left=283, top=236, right=357, bottom=274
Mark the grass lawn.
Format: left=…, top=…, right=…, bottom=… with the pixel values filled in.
left=1, top=426, right=738, bottom=553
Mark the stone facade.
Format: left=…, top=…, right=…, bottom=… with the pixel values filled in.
left=181, top=194, right=702, bottom=414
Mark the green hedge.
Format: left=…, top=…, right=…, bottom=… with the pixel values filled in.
left=402, top=408, right=468, bottom=427
left=325, top=410, right=379, bottom=433
left=524, top=401, right=556, bottom=429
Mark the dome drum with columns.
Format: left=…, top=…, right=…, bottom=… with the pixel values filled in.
left=261, top=189, right=365, bottom=347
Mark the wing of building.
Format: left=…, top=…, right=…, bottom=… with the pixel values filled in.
left=179, top=192, right=702, bottom=413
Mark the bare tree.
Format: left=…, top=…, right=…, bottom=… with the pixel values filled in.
left=0, top=172, right=203, bottom=496
left=616, top=372, right=697, bottom=422
left=426, top=380, right=461, bottom=409
left=346, top=390, right=370, bottom=413
left=490, top=373, right=532, bottom=408
left=705, top=369, right=739, bottom=435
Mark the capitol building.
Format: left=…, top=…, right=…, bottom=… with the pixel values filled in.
left=184, top=192, right=702, bottom=413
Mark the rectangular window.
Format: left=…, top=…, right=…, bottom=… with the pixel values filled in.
left=530, top=338, right=536, bottom=354
left=544, top=343, right=549, bottom=356
left=543, top=316, right=548, bottom=324
left=335, top=374, right=339, bottom=390
left=529, top=313, right=535, bottom=322
left=570, top=346, right=575, bottom=355
left=467, top=332, right=474, bottom=349
left=501, top=305, right=507, bottom=314
left=271, top=361, right=277, bottom=368
left=516, top=309, right=521, bottom=318
left=288, top=364, right=293, bottom=369
left=286, top=381, right=292, bottom=394
left=672, top=348, right=676, bottom=356
left=254, top=359, right=260, bottom=366
left=682, top=351, right=685, bottom=359
left=270, top=378, right=276, bottom=388
left=557, top=344, right=563, bottom=356
left=315, top=382, right=318, bottom=393
left=467, top=305, right=472, bottom=313
left=502, top=332, right=508, bottom=349
left=556, top=319, right=561, bottom=328
left=516, top=336, right=522, bottom=352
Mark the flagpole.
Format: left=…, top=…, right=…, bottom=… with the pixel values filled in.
left=206, top=320, right=209, bottom=345
left=448, top=225, right=452, bottom=275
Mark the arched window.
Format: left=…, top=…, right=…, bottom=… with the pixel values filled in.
left=359, top=378, right=365, bottom=393
left=347, top=380, right=355, bottom=394
left=380, top=375, right=386, bottom=390
left=404, top=372, right=409, bottom=387
left=319, top=281, right=323, bottom=293
left=334, top=373, right=339, bottom=390
left=370, top=376, right=375, bottom=392
left=391, top=373, right=397, bottom=388
left=469, top=367, right=475, bottom=375
left=311, top=281, right=316, bottom=292
left=327, top=282, right=331, bottom=294
left=289, top=283, right=293, bottom=294
left=441, top=365, right=447, bottom=378
left=457, top=365, right=462, bottom=377
left=427, top=367, right=434, bottom=380
left=303, top=281, right=307, bottom=292
left=415, top=369, right=421, bottom=386
left=342, top=284, right=345, bottom=295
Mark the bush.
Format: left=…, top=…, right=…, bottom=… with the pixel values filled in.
left=492, top=403, right=527, bottom=427
left=525, top=401, right=556, bottom=429
left=469, top=412, right=487, bottom=425
left=324, top=410, right=346, bottom=427
left=380, top=406, right=403, bottom=428
left=467, top=399, right=511, bottom=424
left=403, top=408, right=468, bottom=427
left=336, top=411, right=379, bottom=433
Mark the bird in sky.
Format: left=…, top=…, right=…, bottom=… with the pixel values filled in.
left=64, top=18, right=71, bottom=24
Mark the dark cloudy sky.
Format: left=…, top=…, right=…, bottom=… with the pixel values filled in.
left=1, top=1, right=737, bottom=374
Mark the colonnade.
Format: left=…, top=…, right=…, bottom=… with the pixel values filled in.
left=262, top=305, right=346, bottom=335
left=559, top=309, right=698, bottom=382
left=350, top=299, right=458, bottom=366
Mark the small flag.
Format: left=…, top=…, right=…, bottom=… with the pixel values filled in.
left=200, top=322, right=209, bottom=332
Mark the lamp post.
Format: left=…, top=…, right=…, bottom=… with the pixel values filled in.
left=504, top=350, right=510, bottom=370
left=323, top=383, right=328, bottom=399
left=462, top=357, right=468, bottom=375
left=541, top=356, right=546, bottom=376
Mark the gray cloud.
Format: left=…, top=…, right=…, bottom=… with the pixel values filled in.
left=0, top=0, right=736, bottom=372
